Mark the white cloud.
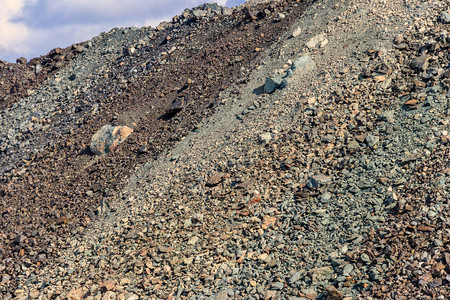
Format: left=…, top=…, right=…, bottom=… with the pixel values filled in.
left=0, top=0, right=34, bottom=59
left=0, top=0, right=245, bottom=63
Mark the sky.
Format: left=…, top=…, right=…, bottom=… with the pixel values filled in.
left=0, top=0, right=246, bottom=63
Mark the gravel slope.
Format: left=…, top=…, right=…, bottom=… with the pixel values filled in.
left=1, top=0, right=449, bottom=299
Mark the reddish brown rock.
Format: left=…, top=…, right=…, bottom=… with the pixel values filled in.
left=66, top=287, right=88, bottom=300
left=262, top=215, right=277, bottom=230
left=90, top=125, right=133, bottom=155
left=206, top=172, right=226, bottom=186
left=326, top=285, right=343, bottom=300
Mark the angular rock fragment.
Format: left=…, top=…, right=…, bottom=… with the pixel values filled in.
left=326, top=285, right=343, bottom=300
left=379, top=110, right=395, bottom=123
left=308, top=266, right=333, bottom=283
left=291, top=55, right=316, bottom=74
left=307, top=174, right=332, bottom=188
left=193, top=9, right=207, bottom=18
left=125, top=47, right=136, bottom=56
left=264, top=76, right=283, bottom=94
left=222, top=7, right=233, bottom=16
left=306, top=33, right=328, bottom=49
left=440, top=11, right=450, bottom=23
left=206, top=172, right=226, bottom=186
left=259, top=132, right=272, bottom=144
left=365, top=134, right=379, bottom=148
left=66, top=287, right=88, bottom=300
left=262, top=215, right=277, bottom=229
left=289, top=271, right=304, bottom=284
left=90, top=125, right=133, bottom=155
left=16, top=57, right=27, bottom=65
left=409, top=55, right=429, bottom=71
left=168, top=96, right=187, bottom=115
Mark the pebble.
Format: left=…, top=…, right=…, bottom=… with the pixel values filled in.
left=440, top=12, right=450, bottom=23
left=308, top=266, right=333, bottom=283
left=361, top=253, right=371, bottom=264
left=271, top=282, right=284, bottom=290
left=379, top=110, right=395, bottom=123
left=307, top=174, right=332, bottom=188
left=292, top=27, right=302, bottom=38
left=259, top=132, right=272, bottom=144
left=1, top=274, right=11, bottom=283
left=187, top=236, right=199, bottom=245
left=409, top=54, right=429, bottom=71
left=326, top=285, right=343, bottom=300
left=365, top=134, right=379, bottom=148
left=290, top=271, right=303, bottom=284
left=277, top=13, right=286, bottom=19
left=342, top=264, right=354, bottom=276
left=306, top=33, right=328, bottom=49
left=66, top=287, right=88, bottom=300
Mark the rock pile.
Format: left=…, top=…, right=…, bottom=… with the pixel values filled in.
left=0, top=0, right=448, bottom=299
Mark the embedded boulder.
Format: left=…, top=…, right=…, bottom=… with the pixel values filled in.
left=90, top=125, right=133, bottom=155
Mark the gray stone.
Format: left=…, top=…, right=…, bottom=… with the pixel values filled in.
left=193, top=9, right=207, bottom=18
left=342, top=264, right=354, bottom=276
left=215, top=289, right=231, bottom=300
left=307, top=174, right=332, bottom=188
left=409, top=55, right=429, bottom=71
left=289, top=271, right=303, bottom=284
left=1, top=274, right=11, bottom=283
left=440, top=12, right=450, bottom=23
left=347, top=140, right=359, bottom=151
left=170, top=154, right=181, bottom=161
left=291, top=56, right=315, bottom=74
left=125, top=47, right=136, bottom=56
left=271, top=282, right=284, bottom=290
left=434, top=239, right=443, bottom=247
left=361, top=253, right=371, bottom=264
left=35, top=64, right=42, bottom=75
left=188, top=236, right=199, bottom=245
left=320, top=192, right=332, bottom=203
left=379, top=110, right=395, bottom=123
left=16, top=57, right=27, bottom=65
left=222, top=7, right=233, bottom=16
left=308, top=266, right=333, bottom=283
left=264, top=77, right=283, bottom=93
left=365, top=134, right=379, bottom=148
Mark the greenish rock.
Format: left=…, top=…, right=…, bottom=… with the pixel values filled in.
left=264, top=77, right=283, bottom=94
left=291, top=56, right=315, bottom=72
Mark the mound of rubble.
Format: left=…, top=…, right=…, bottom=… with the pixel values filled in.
left=0, top=0, right=449, bottom=299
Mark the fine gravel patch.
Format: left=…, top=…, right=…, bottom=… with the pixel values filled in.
left=1, top=0, right=449, bottom=299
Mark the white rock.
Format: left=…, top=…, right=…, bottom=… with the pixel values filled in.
left=306, top=33, right=328, bottom=49
left=259, top=133, right=272, bottom=144
left=188, top=236, right=199, bottom=245
left=292, top=27, right=302, bottom=38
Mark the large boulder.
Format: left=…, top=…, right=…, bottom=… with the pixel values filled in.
left=90, top=125, right=133, bottom=155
